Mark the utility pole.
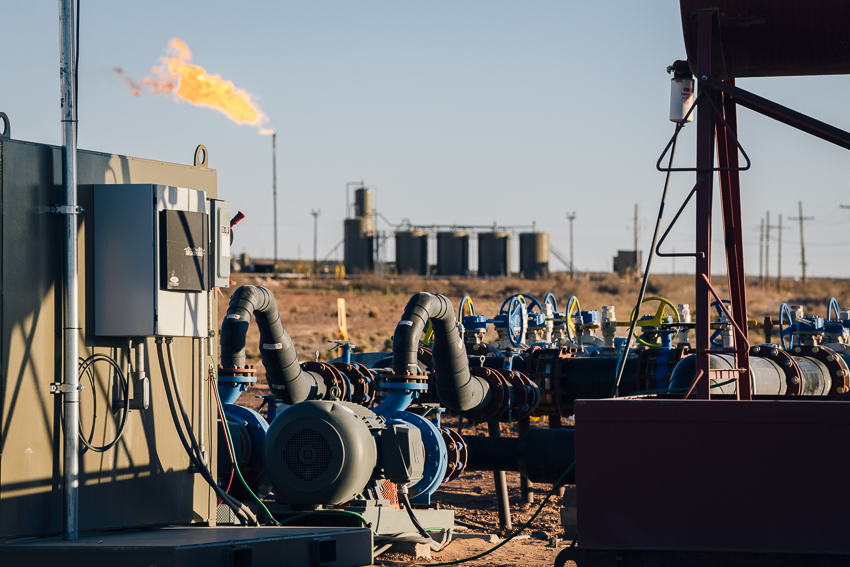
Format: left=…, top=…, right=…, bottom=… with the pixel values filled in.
left=311, top=209, right=321, bottom=276
left=633, top=203, right=639, bottom=273
left=778, top=214, right=783, bottom=290
left=789, top=201, right=814, bottom=283
left=767, top=214, right=791, bottom=290
left=758, top=218, right=764, bottom=287
left=566, top=212, right=576, bottom=279
left=272, top=133, right=278, bottom=276
left=763, top=211, right=770, bottom=289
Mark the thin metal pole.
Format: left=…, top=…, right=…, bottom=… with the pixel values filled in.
left=59, top=0, right=80, bottom=541
left=272, top=133, right=278, bottom=275
left=518, top=416, right=533, bottom=504
left=488, top=421, right=512, bottom=530
left=312, top=209, right=321, bottom=276
left=567, top=212, right=576, bottom=279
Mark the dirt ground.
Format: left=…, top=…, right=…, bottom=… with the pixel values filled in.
left=217, top=273, right=850, bottom=566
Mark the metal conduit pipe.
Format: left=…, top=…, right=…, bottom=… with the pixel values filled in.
left=59, top=0, right=81, bottom=542
left=220, top=286, right=327, bottom=404
left=392, top=292, right=491, bottom=412
left=463, top=428, right=576, bottom=485
left=669, top=352, right=832, bottom=395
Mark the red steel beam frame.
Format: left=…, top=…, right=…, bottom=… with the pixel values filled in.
left=715, top=79, right=752, bottom=400
left=694, top=10, right=716, bottom=399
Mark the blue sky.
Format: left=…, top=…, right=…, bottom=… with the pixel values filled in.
left=3, top=1, right=850, bottom=277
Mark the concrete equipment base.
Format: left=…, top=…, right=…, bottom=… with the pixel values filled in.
left=0, top=526, right=373, bottom=567
left=271, top=504, right=454, bottom=536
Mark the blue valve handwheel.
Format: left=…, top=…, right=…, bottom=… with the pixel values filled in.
left=710, top=299, right=732, bottom=347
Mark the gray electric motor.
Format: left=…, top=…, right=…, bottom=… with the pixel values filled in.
left=262, top=401, right=425, bottom=506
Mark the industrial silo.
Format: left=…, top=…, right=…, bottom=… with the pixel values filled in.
left=344, top=217, right=374, bottom=273
left=396, top=230, right=429, bottom=275
left=436, top=231, right=469, bottom=276
left=354, top=187, right=372, bottom=218
left=519, top=232, right=550, bottom=278
left=478, top=231, right=510, bottom=277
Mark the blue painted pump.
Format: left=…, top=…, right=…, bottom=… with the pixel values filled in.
left=381, top=410, right=448, bottom=506
left=370, top=373, right=448, bottom=504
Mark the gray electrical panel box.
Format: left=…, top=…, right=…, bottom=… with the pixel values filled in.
left=209, top=199, right=231, bottom=288
left=94, top=184, right=210, bottom=337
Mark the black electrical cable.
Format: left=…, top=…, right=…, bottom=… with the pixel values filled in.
left=611, top=124, right=683, bottom=398
left=77, top=352, right=129, bottom=453
left=162, top=340, right=259, bottom=525
left=415, top=461, right=576, bottom=567
left=400, top=489, right=431, bottom=540
left=155, top=340, right=256, bottom=526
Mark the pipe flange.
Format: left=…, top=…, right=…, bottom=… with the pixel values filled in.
left=218, top=365, right=257, bottom=377
left=791, top=344, right=850, bottom=395
left=440, top=427, right=468, bottom=482
left=526, top=347, right=575, bottom=417
left=463, top=366, right=510, bottom=423
left=301, top=361, right=349, bottom=401
left=330, top=361, right=375, bottom=406
left=380, top=374, right=429, bottom=384
left=750, top=344, right=803, bottom=395
left=505, top=369, right=540, bottom=421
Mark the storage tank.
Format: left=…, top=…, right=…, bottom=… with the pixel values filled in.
left=395, top=230, right=428, bottom=275
left=344, top=217, right=374, bottom=274
left=478, top=231, right=510, bottom=277
left=436, top=231, right=469, bottom=276
left=354, top=187, right=372, bottom=218
left=519, top=232, right=549, bottom=278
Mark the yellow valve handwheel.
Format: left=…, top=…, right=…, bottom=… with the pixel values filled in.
left=629, top=296, right=680, bottom=348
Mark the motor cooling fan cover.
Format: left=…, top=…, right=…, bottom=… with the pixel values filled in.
left=262, top=401, right=378, bottom=505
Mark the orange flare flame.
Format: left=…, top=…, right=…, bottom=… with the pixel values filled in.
left=116, top=38, right=271, bottom=133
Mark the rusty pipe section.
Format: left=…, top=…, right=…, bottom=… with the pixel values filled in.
left=392, top=292, right=491, bottom=412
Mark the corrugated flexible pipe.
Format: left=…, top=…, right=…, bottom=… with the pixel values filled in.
left=392, top=292, right=491, bottom=412
left=220, top=285, right=327, bottom=405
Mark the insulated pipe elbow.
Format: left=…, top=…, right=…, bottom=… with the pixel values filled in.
left=392, top=292, right=490, bottom=412
left=220, top=285, right=326, bottom=405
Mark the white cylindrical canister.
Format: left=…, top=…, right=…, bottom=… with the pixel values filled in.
left=669, top=78, right=695, bottom=124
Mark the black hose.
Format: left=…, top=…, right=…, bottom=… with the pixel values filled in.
left=393, top=292, right=490, bottom=412
left=612, top=125, right=682, bottom=397
left=78, top=353, right=129, bottom=453
left=156, top=340, right=256, bottom=525
left=220, top=285, right=326, bottom=404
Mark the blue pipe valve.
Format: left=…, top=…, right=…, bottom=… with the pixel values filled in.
left=217, top=366, right=257, bottom=405
left=462, top=315, right=489, bottom=335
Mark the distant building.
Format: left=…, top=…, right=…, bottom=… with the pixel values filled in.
left=613, top=250, right=642, bottom=276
